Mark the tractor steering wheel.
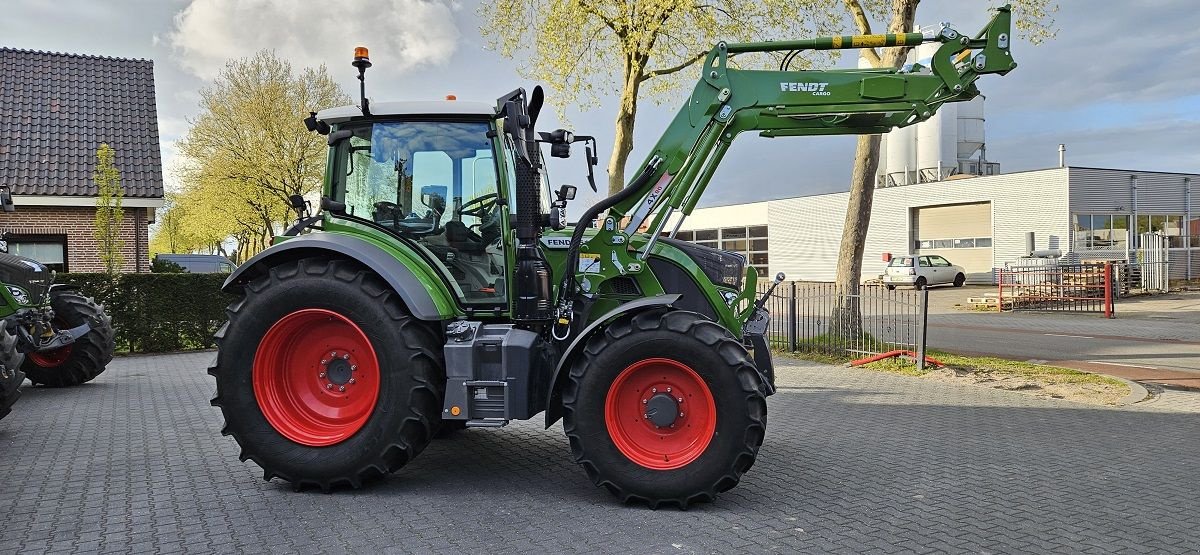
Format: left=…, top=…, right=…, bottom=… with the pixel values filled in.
left=457, top=193, right=499, bottom=220
left=373, top=201, right=403, bottom=224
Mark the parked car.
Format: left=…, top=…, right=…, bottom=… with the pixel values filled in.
left=883, top=255, right=966, bottom=290
left=153, top=254, right=236, bottom=273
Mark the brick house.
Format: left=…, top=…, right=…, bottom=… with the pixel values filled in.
left=0, top=47, right=164, bottom=273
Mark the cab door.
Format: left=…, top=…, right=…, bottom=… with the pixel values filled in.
left=337, top=120, right=510, bottom=306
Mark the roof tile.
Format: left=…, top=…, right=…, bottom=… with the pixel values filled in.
left=0, top=47, right=163, bottom=198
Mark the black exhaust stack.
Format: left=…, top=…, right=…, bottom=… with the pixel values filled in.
left=499, top=87, right=553, bottom=322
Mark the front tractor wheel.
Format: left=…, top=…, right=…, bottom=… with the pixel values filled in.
left=0, top=328, right=25, bottom=422
left=209, top=258, right=444, bottom=491
left=22, top=290, right=115, bottom=387
left=563, top=310, right=768, bottom=509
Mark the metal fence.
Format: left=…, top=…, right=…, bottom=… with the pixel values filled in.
left=1136, top=232, right=1170, bottom=292
left=997, top=263, right=1116, bottom=317
left=756, top=281, right=929, bottom=363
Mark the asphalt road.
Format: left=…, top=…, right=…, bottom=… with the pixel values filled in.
left=1, top=352, right=1197, bottom=553
left=923, top=287, right=1200, bottom=385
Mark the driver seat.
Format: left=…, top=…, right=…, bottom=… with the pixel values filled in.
left=444, top=220, right=486, bottom=254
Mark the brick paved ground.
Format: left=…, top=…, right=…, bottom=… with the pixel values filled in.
left=1, top=353, right=1198, bottom=554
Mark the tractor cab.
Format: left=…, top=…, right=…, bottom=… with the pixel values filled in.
left=313, top=100, right=550, bottom=305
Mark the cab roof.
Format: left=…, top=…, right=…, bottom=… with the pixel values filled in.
left=316, top=100, right=495, bottom=124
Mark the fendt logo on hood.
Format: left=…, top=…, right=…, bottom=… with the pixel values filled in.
left=780, top=82, right=831, bottom=95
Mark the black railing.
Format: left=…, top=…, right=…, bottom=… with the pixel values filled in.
left=756, top=281, right=929, bottom=364
left=997, top=263, right=1115, bottom=317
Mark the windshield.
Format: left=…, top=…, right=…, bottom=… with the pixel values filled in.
left=332, top=120, right=508, bottom=304
left=336, top=121, right=498, bottom=232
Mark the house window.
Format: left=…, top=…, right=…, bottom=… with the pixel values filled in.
left=1074, top=214, right=1129, bottom=250
left=6, top=235, right=68, bottom=272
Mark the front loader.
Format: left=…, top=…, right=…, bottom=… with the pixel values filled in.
left=210, top=7, right=1018, bottom=506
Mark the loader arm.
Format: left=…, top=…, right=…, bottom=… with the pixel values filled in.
left=604, top=5, right=1015, bottom=242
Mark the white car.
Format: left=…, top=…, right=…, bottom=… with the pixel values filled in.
left=883, top=255, right=966, bottom=290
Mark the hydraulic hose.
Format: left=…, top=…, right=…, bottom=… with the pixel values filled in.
left=558, top=158, right=662, bottom=307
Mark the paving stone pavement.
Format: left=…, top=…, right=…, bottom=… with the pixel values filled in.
left=1, top=352, right=1197, bottom=554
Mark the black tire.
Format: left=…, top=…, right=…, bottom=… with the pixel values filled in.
left=209, top=258, right=445, bottom=491
left=953, top=273, right=966, bottom=287
left=914, top=277, right=927, bottom=290
left=562, top=310, right=768, bottom=509
left=0, top=328, right=25, bottom=422
left=22, top=290, right=115, bottom=387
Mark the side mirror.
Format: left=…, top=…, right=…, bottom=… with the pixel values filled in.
left=421, top=185, right=448, bottom=216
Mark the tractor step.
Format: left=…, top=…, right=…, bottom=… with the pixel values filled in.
left=464, top=419, right=508, bottom=428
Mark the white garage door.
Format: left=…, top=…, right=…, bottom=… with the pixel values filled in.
left=914, top=202, right=994, bottom=283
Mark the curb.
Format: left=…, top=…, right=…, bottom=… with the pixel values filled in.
left=1113, top=376, right=1149, bottom=406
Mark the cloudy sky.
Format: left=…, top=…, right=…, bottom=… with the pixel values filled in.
left=4, top=0, right=1198, bottom=210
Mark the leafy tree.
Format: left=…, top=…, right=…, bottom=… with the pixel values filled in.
left=93, top=143, right=125, bottom=274
left=832, top=0, right=1056, bottom=335
left=171, top=50, right=350, bottom=258
left=481, top=0, right=841, bottom=194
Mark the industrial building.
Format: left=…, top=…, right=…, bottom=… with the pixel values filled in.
left=671, top=166, right=1198, bottom=284
left=668, top=42, right=1197, bottom=284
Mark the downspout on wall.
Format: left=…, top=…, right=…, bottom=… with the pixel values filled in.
left=1187, top=177, right=1193, bottom=281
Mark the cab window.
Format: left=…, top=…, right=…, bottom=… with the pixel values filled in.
left=336, top=121, right=506, bottom=303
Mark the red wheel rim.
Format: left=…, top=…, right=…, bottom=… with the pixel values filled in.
left=252, top=309, right=381, bottom=447
left=29, top=344, right=72, bottom=367
left=604, top=358, right=717, bottom=470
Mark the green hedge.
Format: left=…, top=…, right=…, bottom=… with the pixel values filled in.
left=56, top=273, right=236, bottom=353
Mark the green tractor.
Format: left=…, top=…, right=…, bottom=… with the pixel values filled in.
left=211, top=8, right=1017, bottom=505
left=0, top=185, right=117, bottom=424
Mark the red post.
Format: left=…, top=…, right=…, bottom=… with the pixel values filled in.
left=1103, top=263, right=1114, bottom=319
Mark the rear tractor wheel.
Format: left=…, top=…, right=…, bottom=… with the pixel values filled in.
left=22, top=290, right=114, bottom=387
left=0, top=328, right=25, bottom=422
left=562, top=310, right=768, bottom=509
left=209, top=258, right=445, bottom=491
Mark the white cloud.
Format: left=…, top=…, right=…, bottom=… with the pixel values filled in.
left=165, top=0, right=461, bottom=80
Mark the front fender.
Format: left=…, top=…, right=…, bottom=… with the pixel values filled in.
left=543, top=294, right=680, bottom=428
left=223, top=233, right=452, bottom=321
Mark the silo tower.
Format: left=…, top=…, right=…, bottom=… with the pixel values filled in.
left=874, top=41, right=999, bottom=187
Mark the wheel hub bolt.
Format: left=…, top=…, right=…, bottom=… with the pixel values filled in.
left=679, top=412, right=684, bottom=417
left=677, top=397, right=683, bottom=403
left=651, top=387, right=657, bottom=393
left=342, top=354, right=350, bottom=360
left=330, top=351, right=337, bottom=358
left=666, top=387, right=672, bottom=393
left=318, top=372, right=326, bottom=378
left=338, top=385, right=345, bottom=392
left=642, top=399, right=647, bottom=404
left=349, top=378, right=356, bottom=385
left=350, top=365, right=357, bottom=371
left=326, top=384, right=333, bottom=390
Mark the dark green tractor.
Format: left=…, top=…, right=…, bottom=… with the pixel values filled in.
left=211, top=7, right=1017, bottom=506
left=0, top=187, right=116, bottom=424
